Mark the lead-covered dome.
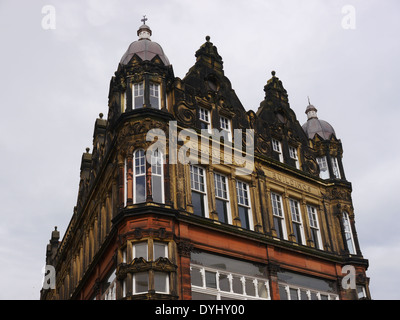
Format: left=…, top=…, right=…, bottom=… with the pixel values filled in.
left=302, top=103, right=336, bottom=140
left=120, top=20, right=170, bottom=66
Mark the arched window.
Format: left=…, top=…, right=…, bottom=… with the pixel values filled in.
left=133, top=149, right=146, bottom=203
left=342, top=212, right=356, bottom=254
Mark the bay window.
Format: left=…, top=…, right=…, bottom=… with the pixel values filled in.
left=133, top=149, right=146, bottom=203
left=133, top=82, right=144, bottom=109
left=149, top=83, right=160, bottom=109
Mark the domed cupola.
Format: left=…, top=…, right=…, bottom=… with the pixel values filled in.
left=302, top=100, right=336, bottom=140
left=120, top=16, right=170, bottom=66
left=106, top=17, right=175, bottom=126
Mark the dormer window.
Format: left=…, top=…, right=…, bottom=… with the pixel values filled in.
left=272, top=139, right=283, bottom=163
left=289, top=146, right=299, bottom=169
left=149, top=83, right=160, bottom=109
left=220, top=116, right=231, bottom=141
left=199, top=107, right=211, bottom=132
left=133, top=82, right=144, bottom=109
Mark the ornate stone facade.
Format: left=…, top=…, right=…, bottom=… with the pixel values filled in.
left=40, top=21, right=370, bottom=301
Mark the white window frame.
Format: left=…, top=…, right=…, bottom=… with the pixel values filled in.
left=149, top=82, right=161, bottom=109
left=132, top=272, right=149, bottom=294
left=272, top=139, right=283, bottom=162
left=317, top=156, right=329, bottom=179
left=220, top=116, right=232, bottom=141
left=214, top=173, right=232, bottom=225
left=289, top=146, right=299, bottom=169
left=199, top=107, right=211, bottom=133
left=342, top=212, right=356, bottom=254
left=278, top=283, right=339, bottom=300
left=307, top=205, right=323, bottom=250
left=154, top=272, right=170, bottom=294
left=190, top=165, right=209, bottom=218
left=150, top=150, right=164, bottom=204
left=153, top=242, right=168, bottom=260
left=133, top=149, right=146, bottom=204
left=190, top=264, right=271, bottom=300
left=122, top=91, right=127, bottom=113
left=132, top=242, right=148, bottom=260
left=271, top=193, right=287, bottom=240
left=133, top=82, right=144, bottom=109
left=331, top=157, right=341, bottom=179
left=236, top=181, right=254, bottom=230
left=289, top=199, right=305, bottom=245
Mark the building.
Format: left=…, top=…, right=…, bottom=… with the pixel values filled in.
left=40, top=19, right=370, bottom=300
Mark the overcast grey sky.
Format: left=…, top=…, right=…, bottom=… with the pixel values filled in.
left=0, top=0, right=399, bottom=300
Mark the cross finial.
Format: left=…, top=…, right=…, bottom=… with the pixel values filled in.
left=141, top=15, right=147, bottom=25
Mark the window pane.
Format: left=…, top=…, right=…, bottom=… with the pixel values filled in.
left=192, top=192, right=205, bottom=217
left=191, top=267, right=203, bottom=287
left=279, top=285, right=288, bottom=300
left=293, top=222, right=303, bottom=244
left=245, top=278, right=256, bottom=296
left=232, top=276, right=243, bottom=294
left=214, top=174, right=227, bottom=199
left=152, top=175, right=163, bottom=203
left=311, top=229, right=320, bottom=249
left=135, top=175, right=146, bottom=203
left=310, top=291, right=318, bottom=300
left=300, top=289, right=309, bottom=300
left=134, top=272, right=148, bottom=293
left=290, top=288, right=299, bottom=300
left=154, top=272, right=168, bottom=293
left=274, top=216, right=283, bottom=239
left=258, top=281, right=268, bottom=298
left=200, top=121, right=209, bottom=131
left=134, top=83, right=144, bottom=109
left=192, top=292, right=217, bottom=300
left=219, top=274, right=230, bottom=292
left=215, top=199, right=228, bottom=223
left=238, top=206, right=249, bottom=230
left=150, top=96, right=159, bottom=109
left=134, top=96, right=143, bottom=109
left=205, top=271, right=217, bottom=289
left=134, top=242, right=148, bottom=260
left=154, top=242, right=167, bottom=260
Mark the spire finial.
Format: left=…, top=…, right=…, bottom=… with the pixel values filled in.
left=308, top=96, right=311, bottom=105
left=141, top=15, right=147, bottom=25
